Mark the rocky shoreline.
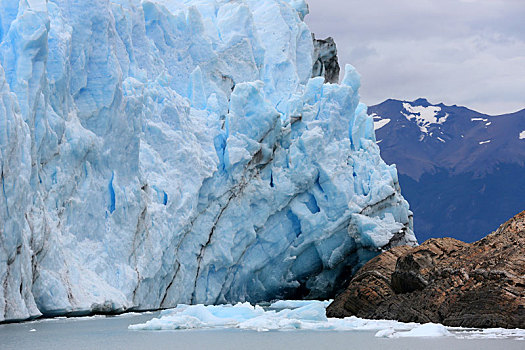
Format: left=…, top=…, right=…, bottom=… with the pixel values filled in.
left=327, top=211, right=525, bottom=329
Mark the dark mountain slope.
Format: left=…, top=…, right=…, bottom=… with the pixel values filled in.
left=370, top=99, right=525, bottom=242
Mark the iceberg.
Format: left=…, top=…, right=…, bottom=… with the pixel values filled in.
left=375, top=323, right=453, bottom=338
left=129, top=301, right=525, bottom=340
left=128, top=300, right=420, bottom=332
left=0, top=0, right=416, bottom=322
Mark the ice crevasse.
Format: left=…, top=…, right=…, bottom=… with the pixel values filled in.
left=0, top=0, right=416, bottom=322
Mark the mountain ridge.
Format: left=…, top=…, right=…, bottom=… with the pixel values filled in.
left=381, top=98, right=525, bottom=116
left=370, top=98, right=525, bottom=242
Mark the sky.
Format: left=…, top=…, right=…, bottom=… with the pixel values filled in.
left=305, top=0, right=525, bottom=115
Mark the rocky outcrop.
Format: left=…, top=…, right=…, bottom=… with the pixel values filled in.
left=312, top=35, right=340, bottom=83
left=327, top=211, right=525, bottom=328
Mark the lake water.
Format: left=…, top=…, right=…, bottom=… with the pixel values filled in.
left=1, top=313, right=523, bottom=350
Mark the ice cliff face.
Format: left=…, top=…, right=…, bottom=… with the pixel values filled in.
left=0, top=0, right=416, bottom=322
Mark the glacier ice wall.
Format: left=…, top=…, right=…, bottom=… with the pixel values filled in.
left=0, top=0, right=416, bottom=322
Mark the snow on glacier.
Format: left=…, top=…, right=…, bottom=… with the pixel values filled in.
left=0, top=0, right=416, bottom=322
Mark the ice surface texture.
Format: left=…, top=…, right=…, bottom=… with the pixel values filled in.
left=0, top=0, right=416, bottom=322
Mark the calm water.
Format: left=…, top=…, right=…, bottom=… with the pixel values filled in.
left=1, top=313, right=523, bottom=350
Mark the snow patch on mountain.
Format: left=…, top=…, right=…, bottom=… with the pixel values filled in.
left=373, top=118, right=390, bottom=131
left=401, top=103, right=448, bottom=134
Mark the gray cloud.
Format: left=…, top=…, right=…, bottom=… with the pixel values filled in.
left=305, top=0, right=525, bottom=114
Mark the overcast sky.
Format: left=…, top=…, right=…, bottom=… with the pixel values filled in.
left=305, top=0, right=525, bottom=115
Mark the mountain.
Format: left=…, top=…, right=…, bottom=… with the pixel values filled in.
left=0, top=0, right=415, bottom=322
left=370, top=98, right=525, bottom=242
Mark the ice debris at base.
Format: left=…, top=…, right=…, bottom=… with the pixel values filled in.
left=0, top=0, right=416, bottom=322
left=452, top=328, right=525, bottom=340
left=129, top=301, right=525, bottom=340
left=268, top=300, right=331, bottom=310
left=129, top=300, right=419, bottom=332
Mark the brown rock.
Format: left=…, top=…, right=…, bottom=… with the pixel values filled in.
left=327, top=211, right=525, bottom=328
left=326, top=245, right=412, bottom=318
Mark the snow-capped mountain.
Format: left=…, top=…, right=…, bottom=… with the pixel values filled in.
left=371, top=98, right=525, bottom=242
left=0, top=0, right=416, bottom=322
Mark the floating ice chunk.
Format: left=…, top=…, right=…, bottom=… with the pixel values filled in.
left=269, top=300, right=331, bottom=310
left=375, top=327, right=396, bottom=338
left=453, top=327, right=525, bottom=340
left=129, top=303, right=266, bottom=330
left=520, top=130, right=525, bottom=139
left=406, top=324, right=451, bottom=338
left=376, top=323, right=453, bottom=338
left=129, top=301, right=417, bottom=332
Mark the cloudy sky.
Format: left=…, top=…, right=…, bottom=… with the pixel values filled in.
left=305, top=0, right=525, bottom=115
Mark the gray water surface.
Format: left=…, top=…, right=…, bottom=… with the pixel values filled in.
left=1, top=313, right=523, bottom=350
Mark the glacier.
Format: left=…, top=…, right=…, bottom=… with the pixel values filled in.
left=0, top=0, right=416, bottom=322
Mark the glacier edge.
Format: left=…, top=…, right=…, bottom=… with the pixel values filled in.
left=0, top=0, right=416, bottom=322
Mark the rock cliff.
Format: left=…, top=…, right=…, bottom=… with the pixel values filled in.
left=312, top=35, right=340, bottom=84
left=327, top=211, right=525, bottom=329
